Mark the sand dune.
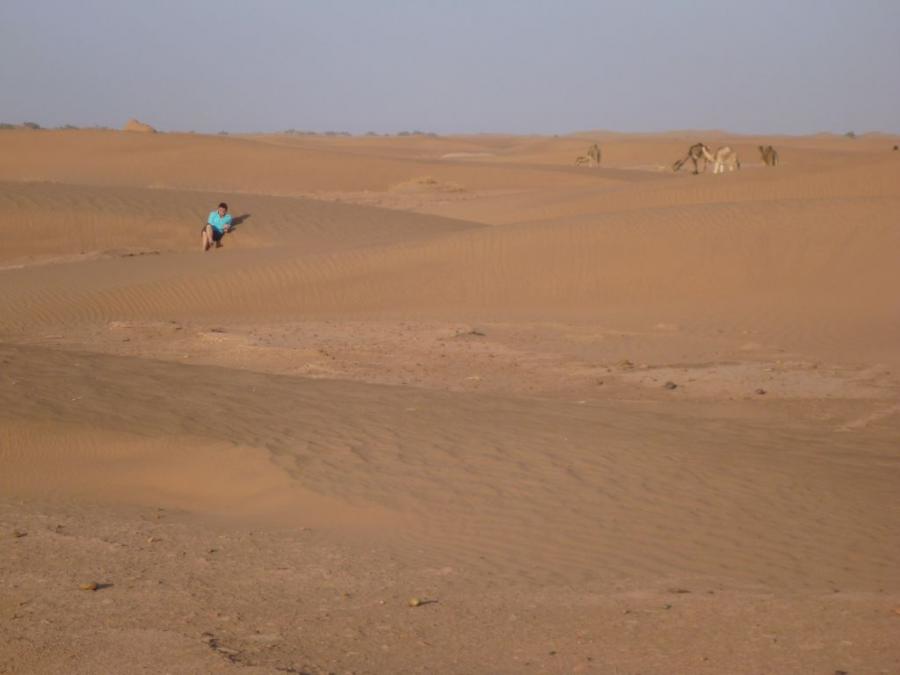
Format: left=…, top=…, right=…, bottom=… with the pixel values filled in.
left=3, top=193, right=898, bottom=362
left=2, top=129, right=899, bottom=674
left=0, top=180, right=481, bottom=266
left=122, top=118, right=156, bottom=133
left=0, top=129, right=601, bottom=195
left=3, top=342, right=899, bottom=591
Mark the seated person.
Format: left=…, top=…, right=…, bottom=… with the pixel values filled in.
left=202, top=202, right=233, bottom=251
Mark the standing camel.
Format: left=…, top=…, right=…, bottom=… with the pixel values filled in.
left=758, top=145, right=779, bottom=166
left=703, top=145, right=741, bottom=174
left=672, top=143, right=711, bottom=174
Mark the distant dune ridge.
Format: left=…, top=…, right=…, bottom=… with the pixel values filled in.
left=1, top=127, right=899, bottom=674
left=122, top=117, right=156, bottom=133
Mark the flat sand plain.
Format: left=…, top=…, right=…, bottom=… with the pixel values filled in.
left=1, top=129, right=899, bottom=674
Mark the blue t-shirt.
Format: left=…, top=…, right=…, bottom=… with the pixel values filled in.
left=208, top=210, right=233, bottom=233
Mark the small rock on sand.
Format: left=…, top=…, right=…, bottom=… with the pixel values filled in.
left=663, top=382, right=678, bottom=390
left=79, top=582, right=99, bottom=591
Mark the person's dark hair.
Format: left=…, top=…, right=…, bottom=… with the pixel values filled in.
left=218, top=202, right=228, bottom=210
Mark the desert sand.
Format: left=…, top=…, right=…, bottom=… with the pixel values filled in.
left=1, top=128, right=899, bottom=674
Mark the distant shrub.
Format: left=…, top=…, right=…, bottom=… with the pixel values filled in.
left=398, top=130, right=411, bottom=136
left=23, top=121, right=42, bottom=130
left=59, top=124, right=79, bottom=130
left=218, top=130, right=229, bottom=135
left=844, top=131, right=856, bottom=139
left=0, top=123, right=15, bottom=130
left=365, top=131, right=378, bottom=136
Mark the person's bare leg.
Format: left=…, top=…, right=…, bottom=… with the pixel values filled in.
left=215, top=225, right=230, bottom=248
left=202, top=225, right=215, bottom=251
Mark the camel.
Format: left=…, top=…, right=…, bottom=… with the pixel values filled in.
left=672, top=143, right=711, bottom=174
left=703, top=145, right=741, bottom=174
left=575, top=143, right=602, bottom=167
left=758, top=145, right=779, bottom=166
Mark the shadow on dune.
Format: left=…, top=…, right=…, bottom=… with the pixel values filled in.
left=229, top=213, right=251, bottom=230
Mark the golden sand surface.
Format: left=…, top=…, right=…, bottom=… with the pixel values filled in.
left=1, top=129, right=899, bottom=674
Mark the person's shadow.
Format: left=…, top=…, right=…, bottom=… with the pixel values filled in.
left=229, top=214, right=251, bottom=231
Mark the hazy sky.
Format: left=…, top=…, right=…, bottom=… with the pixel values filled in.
left=2, top=1, right=898, bottom=134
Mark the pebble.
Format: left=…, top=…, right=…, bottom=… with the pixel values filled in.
left=79, top=582, right=99, bottom=591
left=755, top=388, right=767, bottom=395
left=12, top=529, right=27, bottom=538
left=408, top=597, right=422, bottom=607
left=663, top=382, right=678, bottom=390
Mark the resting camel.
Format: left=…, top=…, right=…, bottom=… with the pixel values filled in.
left=703, top=145, right=741, bottom=174
left=758, top=145, right=779, bottom=166
left=575, top=143, right=602, bottom=167
left=672, top=143, right=711, bottom=174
